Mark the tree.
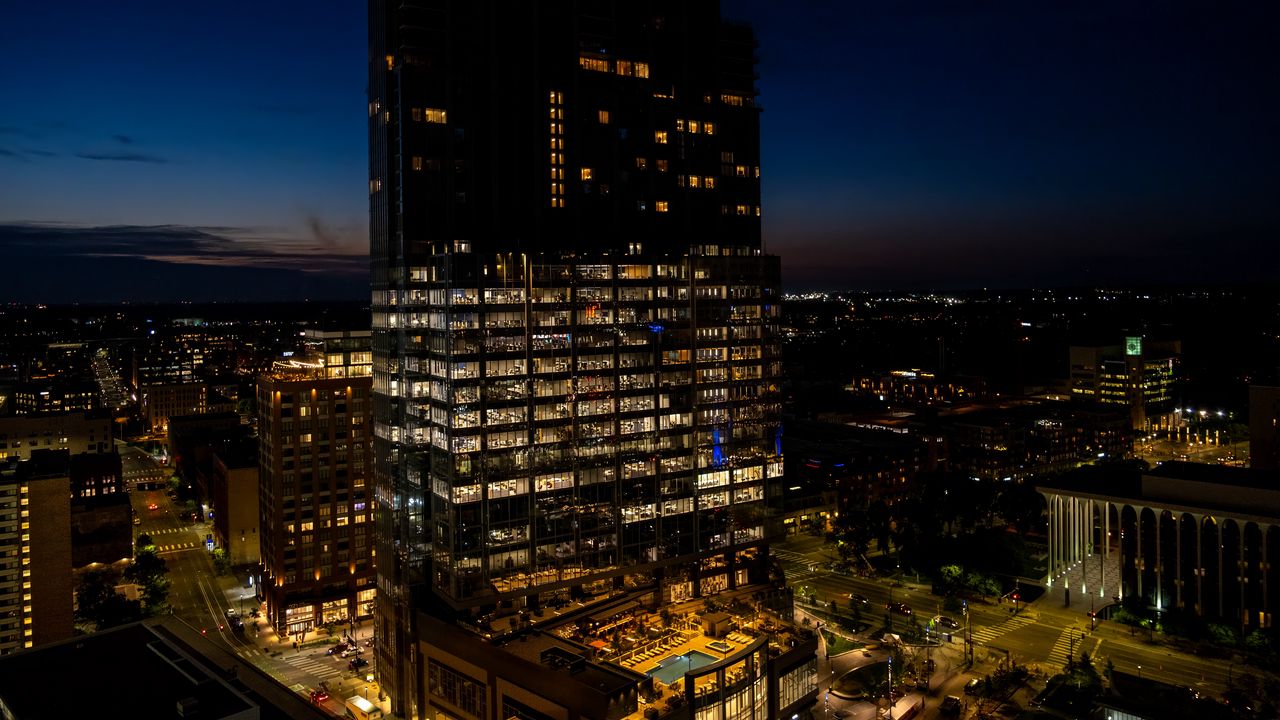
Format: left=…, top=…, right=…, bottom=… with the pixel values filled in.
left=75, top=569, right=142, bottom=630
left=938, top=564, right=964, bottom=587
left=124, top=548, right=170, bottom=615
left=136, top=533, right=155, bottom=551
left=1207, top=623, right=1238, bottom=647
left=211, top=547, right=231, bottom=576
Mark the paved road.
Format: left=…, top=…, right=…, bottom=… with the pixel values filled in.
left=129, top=482, right=380, bottom=713
left=120, top=445, right=168, bottom=492
left=776, top=534, right=1243, bottom=714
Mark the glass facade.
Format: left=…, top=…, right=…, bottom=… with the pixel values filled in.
left=376, top=253, right=782, bottom=604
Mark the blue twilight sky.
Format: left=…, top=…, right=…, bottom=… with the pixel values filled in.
left=1, top=1, right=1278, bottom=302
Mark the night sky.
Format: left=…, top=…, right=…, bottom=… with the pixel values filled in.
left=2, top=1, right=1277, bottom=302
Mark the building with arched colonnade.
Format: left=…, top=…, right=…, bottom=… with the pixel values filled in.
left=1039, top=462, right=1280, bottom=630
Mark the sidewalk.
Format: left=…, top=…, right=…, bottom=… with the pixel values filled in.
left=211, top=567, right=393, bottom=717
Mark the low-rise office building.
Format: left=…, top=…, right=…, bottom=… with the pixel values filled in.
left=1041, top=461, right=1280, bottom=628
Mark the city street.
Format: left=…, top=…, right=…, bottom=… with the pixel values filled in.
left=126, top=467, right=385, bottom=714
left=777, top=534, right=1238, bottom=716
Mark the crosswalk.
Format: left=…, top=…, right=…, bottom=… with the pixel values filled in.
left=772, top=548, right=809, bottom=564
left=157, top=541, right=199, bottom=553
left=148, top=528, right=188, bottom=536
left=968, top=613, right=1036, bottom=646
left=1046, top=629, right=1097, bottom=669
left=283, top=652, right=346, bottom=680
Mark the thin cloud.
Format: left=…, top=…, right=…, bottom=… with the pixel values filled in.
left=0, top=148, right=26, bottom=161
left=75, top=151, right=167, bottom=164
left=0, top=222, right=367, bottom=276
left=111, top=134, right=134, bottom=145
left=23, top=149, right=56, bottom=157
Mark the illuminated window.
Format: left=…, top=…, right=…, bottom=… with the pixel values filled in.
left=635, top=157, right=647, bottom=170
left=705, top=176, right=716, bottom=189
left=688, top=120, right=700, bottom=134
left=411, top=107, right=422, bottom=122
left=654, top=131, right=668, bottom=144
left=598, top=109, right=610, bottom=124
left=616, top=59, right=633, bottom=76
left=579, top=55, right=609, bottom=72
left=411, top=156, right=423, bottom=171
left=580, top=167, right=593, bottom=181
left=736, top=164, right=749, bottom=177
left=689, top=176, right=701, bottom=189
left=369, top=178, right=382, bottom=194
left=736, top=204, right=749, bottom=216
left=424, top=108, right=447, bottom=123
left=635, top=62, right=649, bottom=78
left=755, top=206, right=761, bottom=216
left=675, top=119, right=685, bottom=132
left=656, top=159, right=668, bottom=172
left=704, top=122, right=715, bottom=135
left=549, top=91, right=563, bottom=104
left=754, top=166, right=760, bottom=178
left=656, top=200, right=669, bottom=212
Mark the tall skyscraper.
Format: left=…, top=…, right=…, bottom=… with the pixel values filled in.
left=370, top=3, right=781, bottom=715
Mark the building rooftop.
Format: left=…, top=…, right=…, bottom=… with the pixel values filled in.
left=0, top=619, right=330, bottom=720
left=1039, top=461, right=1280, bottom=521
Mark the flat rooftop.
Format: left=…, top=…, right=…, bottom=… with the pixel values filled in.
left=0, top=620, right=330, bottom=720
left=1039, top=461, right=1280, bottom=521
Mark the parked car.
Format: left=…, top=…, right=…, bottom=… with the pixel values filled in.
left=964, top=677, right=982, bottom=695
left=940, top=695, right=963, bottom=715
left=225, top=608, right=238, bottom=619
left=340, top=646, right=363, bottom=658
left=310, top=688, right=330, bottom=704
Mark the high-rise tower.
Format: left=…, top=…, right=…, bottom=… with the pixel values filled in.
left=369, top=3, right=781, bottom=715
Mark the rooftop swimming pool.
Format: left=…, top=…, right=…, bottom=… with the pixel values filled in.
left=647, top=650, right=717, bottom=684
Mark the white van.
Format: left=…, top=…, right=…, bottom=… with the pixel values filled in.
left=345, top=696, right=383, bottom=720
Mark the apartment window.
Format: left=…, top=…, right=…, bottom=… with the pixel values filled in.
left=580, top=167, right=593, bottom=181
left=411, top=108, right=422, bottom=122
left=411, top=156, right=423, bottom=171
left=635, top=157, right=647, bottom=170
left=656, top=200, right=670, bottom=213
left=656, top=159, right=669, bottom=172
left=654, top=130, right=668, bottom=144
left=579, top=55, right=609, bottom=73
left=598, top=109, right=610, bottom=124
left=424, top=108, right=447, bottom=123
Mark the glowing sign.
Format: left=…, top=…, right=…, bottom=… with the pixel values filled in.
left=1125, top=336, right=1142, bottom=356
